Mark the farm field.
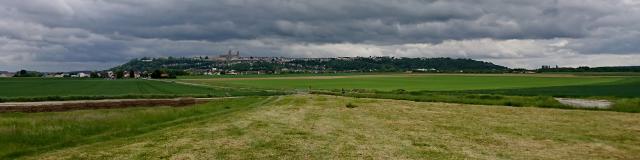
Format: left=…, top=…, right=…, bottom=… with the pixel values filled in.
left=181, top=74, right=625, bottom=91
left=464, top=77, right=640, bottom=98
left=0, top=78, right=278, bottom=101
left=0, top=97, right=269, bottom=158
left=177, top=72, right=385, bottom=79
left=9, top=95, right=639, bottom=159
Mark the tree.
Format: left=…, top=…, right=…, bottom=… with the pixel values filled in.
left=14, top=70, right=43, bottom=77
left=115, top=71, right=124, bottom=79
left=151, top=70, right=163, bottom=79
left=129, top=70, right=135, bottom=78
left=90, top=72, right=100, bottom=78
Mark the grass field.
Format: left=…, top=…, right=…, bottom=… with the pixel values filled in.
left=0, top=78, right=281, bottom=102
left=464, top=77, right=640, bottom=98
left=0, top=78, right=216, bottom=97
left=182, top=74, right=624, bottom=91
left=8, top=95, right=639, bottom=159
left=0, top=97, right=270, bottom=158
left=177, top=72, right=381, bottom=79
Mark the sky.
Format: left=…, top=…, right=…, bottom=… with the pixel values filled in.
left=1, top=0, right=639, bottom=72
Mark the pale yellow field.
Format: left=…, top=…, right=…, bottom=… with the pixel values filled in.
left=29, top=95, right=640, bottom=159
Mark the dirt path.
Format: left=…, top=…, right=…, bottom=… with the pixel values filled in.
left=555, top=98, right=613, bottom=109
left=0, top=98, right=232, bottom=113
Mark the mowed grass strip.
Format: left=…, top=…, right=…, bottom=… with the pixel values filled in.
left=183, top=75, right=623, bottom=91
left=26, top=95, right=640, bottom=159
left=0, top=97, right=271, bottom=158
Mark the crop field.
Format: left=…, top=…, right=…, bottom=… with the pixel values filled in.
left=0, top=97, right=269, bottom=158
left=0, top=78, right=279, bottom=102
left=1, top=74, right=639, bottom=159
left=464, top=77, right=640, bottom=98
left=181, top=74, right=625, bottom=91
left=177, top=72, right=381, bottom=79
left=3, top=95, right=637, bottom=159
left=183, top=74, right=640, bottom=112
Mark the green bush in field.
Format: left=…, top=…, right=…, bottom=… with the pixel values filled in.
left=612, top=98, right=640, bottom=113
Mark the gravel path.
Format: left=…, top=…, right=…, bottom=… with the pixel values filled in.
left=555, top=98, right=613, bottom=109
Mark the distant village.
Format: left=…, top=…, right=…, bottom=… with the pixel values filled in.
left=0, top=70, right=148, bottom=79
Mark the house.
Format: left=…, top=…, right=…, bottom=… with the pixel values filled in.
left=107, top=71, right=115, bottom=79
left=78, top=72, right=90, bottom=78
left=53, top=73, right=65, bottom=78
left=0, top=71, right=14, bottom=77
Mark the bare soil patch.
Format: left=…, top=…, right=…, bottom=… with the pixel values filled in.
left=555, top=98, right=613, bottom=109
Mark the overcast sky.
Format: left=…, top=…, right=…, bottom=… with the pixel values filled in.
left=1, top=0, right=639, bottom=71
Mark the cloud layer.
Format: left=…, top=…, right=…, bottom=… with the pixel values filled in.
left=1, top=0, right=639, bottom=71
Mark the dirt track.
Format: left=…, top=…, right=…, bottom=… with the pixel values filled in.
left=0, top=98, right=225, bottom=113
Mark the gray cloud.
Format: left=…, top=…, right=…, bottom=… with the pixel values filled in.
left=0, top=0, right=639, bottom=71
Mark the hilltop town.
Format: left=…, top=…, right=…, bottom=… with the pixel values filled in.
left=2, top=50, right=639, bottom=79
left=110, top=50, right=510, bottom=77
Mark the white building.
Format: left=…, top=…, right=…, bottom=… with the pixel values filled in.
left=79, top=72, right=90, bottom=78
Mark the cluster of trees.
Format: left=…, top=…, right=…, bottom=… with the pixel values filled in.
left=13, top=70, right=43, bottom=77
left=538, top=66, right=640, bottom=72
left=111, top=57, right=215, bottom=71
left=288, top=57, right=508, bottom=72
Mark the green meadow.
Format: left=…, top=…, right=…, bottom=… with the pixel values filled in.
left=184, top=74, right=640, bottom=112
left=0, top=97, right=270, bottom=158
left=0, top=78, right=280, bottom=102
left=10, top=95, right=640, bottom=159
left=182, top=74, right=624, bottom=91
left=0, top=74, right=639, bottom=159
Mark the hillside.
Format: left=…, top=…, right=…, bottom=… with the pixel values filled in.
left=110, top=57, right=509, bottom=74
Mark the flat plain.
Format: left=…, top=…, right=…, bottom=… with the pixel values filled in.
left=1, top=74, right=639, bottom=159
left=181, top=74, right=626, bottom=91
left=0, top=78, right=215, bottom=97
left=17, top=95, right=640, bottom=159
left=0, top=78, right=280, bottom=102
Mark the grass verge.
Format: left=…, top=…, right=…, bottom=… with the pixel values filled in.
left=28, top=95, right=640, bottom=159
left=0, top=97, right=271, bottom=158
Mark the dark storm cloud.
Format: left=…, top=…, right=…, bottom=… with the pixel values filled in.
left=0, top=0, right=639, bottom=71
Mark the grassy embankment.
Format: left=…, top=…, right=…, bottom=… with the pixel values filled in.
left=18, top=95, right=640, bottom=159
left=0, top=97, right=272, bottom=158
left=0, top=78, right=282, bottom=102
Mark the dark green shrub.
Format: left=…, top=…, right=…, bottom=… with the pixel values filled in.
left=346, top=103, right=358, bottom=108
